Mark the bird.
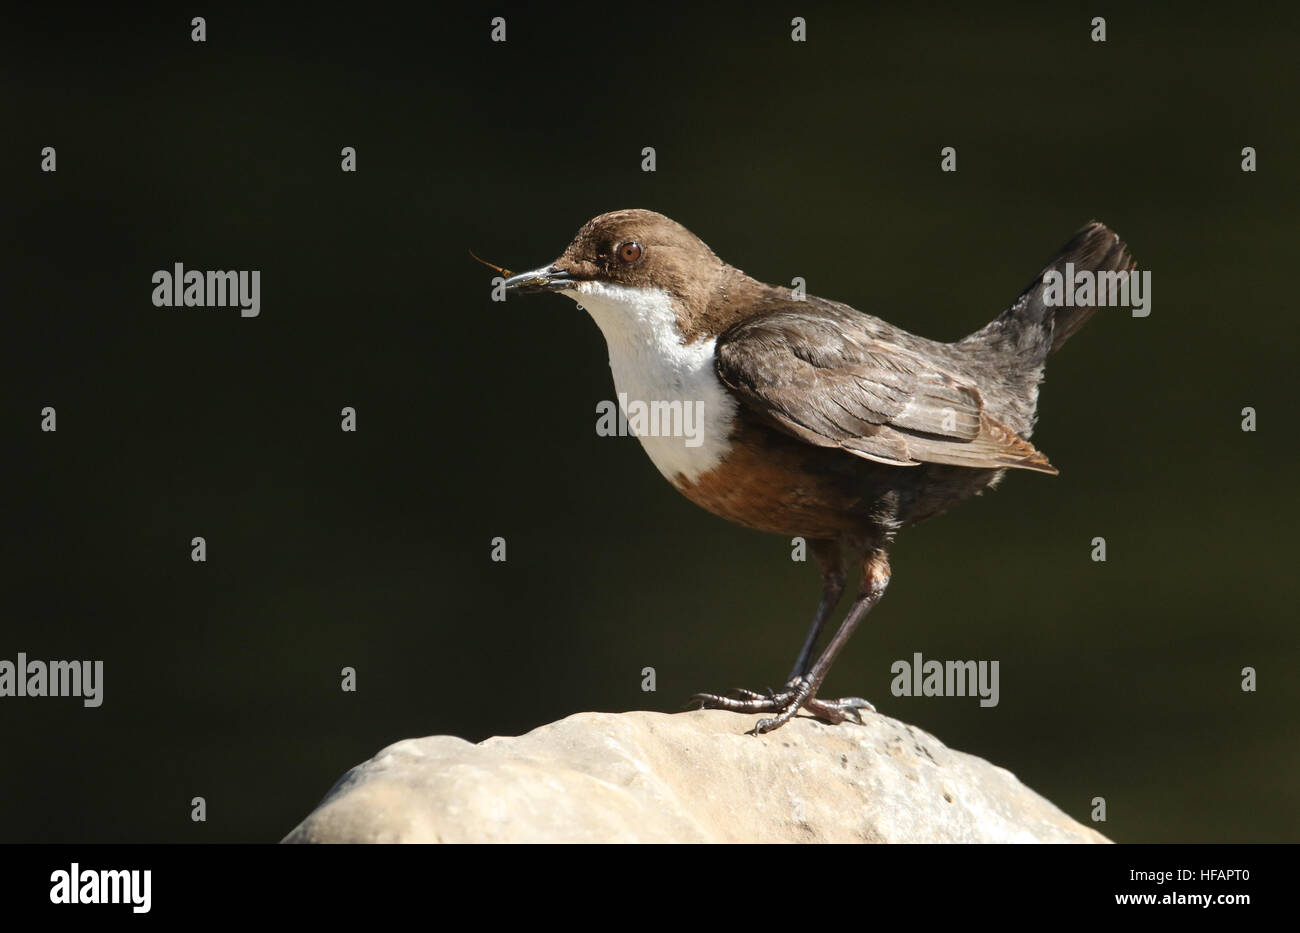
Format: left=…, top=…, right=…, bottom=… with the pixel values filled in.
left=500, top=209, right=1134, bottom=733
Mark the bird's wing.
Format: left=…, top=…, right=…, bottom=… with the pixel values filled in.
left=714, top=308, right=1057, bottom=473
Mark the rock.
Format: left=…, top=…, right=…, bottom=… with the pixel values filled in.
left=282, top=709, right=1108, bottom=844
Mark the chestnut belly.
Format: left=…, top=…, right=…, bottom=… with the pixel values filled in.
left=672, top=416, right=1003, bottom=539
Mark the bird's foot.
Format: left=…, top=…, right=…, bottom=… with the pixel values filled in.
left=690, top=679, right=876, bottom=734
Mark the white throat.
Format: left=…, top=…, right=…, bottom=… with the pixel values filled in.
left=563, top=280, right=738, bottom=484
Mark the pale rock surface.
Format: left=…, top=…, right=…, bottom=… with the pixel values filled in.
left=283, top=709, right=1108, bottom=844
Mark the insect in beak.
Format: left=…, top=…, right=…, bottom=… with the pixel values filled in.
left=469, top=250, right=513, bottom=278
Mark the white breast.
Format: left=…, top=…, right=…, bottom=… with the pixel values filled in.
left=563, top=281, right=738, bottom=484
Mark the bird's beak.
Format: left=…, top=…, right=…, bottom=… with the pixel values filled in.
left=502, top=264, right=576, bottom=296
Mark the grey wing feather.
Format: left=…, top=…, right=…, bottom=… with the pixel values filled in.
left=714, top=308, right=1057, bottom=473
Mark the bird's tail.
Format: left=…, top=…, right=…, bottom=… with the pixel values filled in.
left=961, top=221, right=1135, bottom=361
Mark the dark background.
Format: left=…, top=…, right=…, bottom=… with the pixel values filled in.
left=4, top=3, right=1297, bottom=843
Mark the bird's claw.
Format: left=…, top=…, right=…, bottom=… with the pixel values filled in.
left=691, top=680, right=874, bottom=734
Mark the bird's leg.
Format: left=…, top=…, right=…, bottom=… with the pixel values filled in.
left=752, top=549, right=890, bottom=733
left=689, top=539, right=841, bottom=714
left=786, top=540, right=846, bottom=684
left=691, top=548, right=890, bottom=733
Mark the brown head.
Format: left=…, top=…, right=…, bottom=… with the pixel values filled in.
left=503, top=209, right=770, bottom=342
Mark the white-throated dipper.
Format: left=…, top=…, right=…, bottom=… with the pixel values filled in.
left=502, top=210, right=1134, bottom=734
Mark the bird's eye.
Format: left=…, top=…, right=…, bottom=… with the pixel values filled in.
left=618, top=242, right=643, bottom=263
